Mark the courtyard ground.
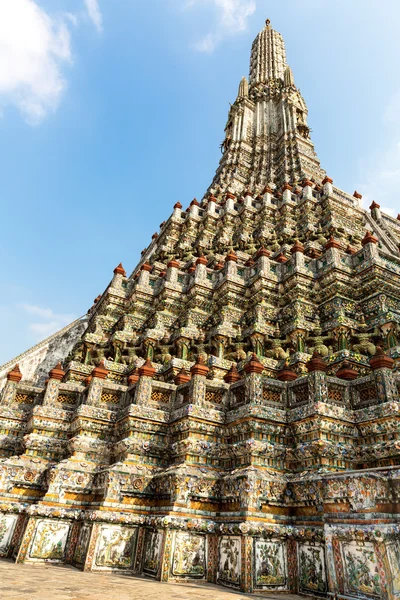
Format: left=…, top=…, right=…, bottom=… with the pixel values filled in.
left=0, top=560, right=306, bottom=600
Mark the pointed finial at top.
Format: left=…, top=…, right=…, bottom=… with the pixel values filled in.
left=266, top=18, right=271, bottom=26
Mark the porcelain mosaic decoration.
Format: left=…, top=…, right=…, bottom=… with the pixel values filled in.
left=0, top=18, right=400, bottom=598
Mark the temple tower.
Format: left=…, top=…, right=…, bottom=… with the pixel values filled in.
left=0, top=18, right=400, bottom=600
left=210, top=19, right=324, bottom=197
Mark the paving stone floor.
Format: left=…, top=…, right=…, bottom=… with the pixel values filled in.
left=0, top=560, right=306, bottom=600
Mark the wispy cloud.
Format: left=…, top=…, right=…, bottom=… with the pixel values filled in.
left=189, top=0, right=256, bottom=53
left=358, top=91, right=400, bottom=212
left=20, top=304, right=76, bottom=340
left=0, top=0, right=73, bottom=124
left=84, top=0, right=103, bottom=33
left=0, top=0, right=103, bottom=125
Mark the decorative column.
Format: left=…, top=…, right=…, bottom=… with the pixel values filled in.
left=225, top=192, right=236, bottom=211
left=240, top=535, right=253, bottom=593
left=306, top=351, right=328, bottom=403
left=111, top=262, right=126, bottom=290
left=361, top=230, right=379, bottom=261
left=255, top=247, right=270, bottom=277
left=369, top=346, right=396, bottom=402
left=194, top=255, right=208, bottom=282
left=43, top=363, right=65, bottom=406
left=369, top=200, right=381, bottom=222
left=324, top=236, right=341, bottom=265
left=322, top=175, right=333, bottom=196
left=86, top=361, right=108, bottom=405
left=243, top=190, right=253, bottom=208
left=166, top=259, right=180, bottom=284
left=290, top=240, right=305, bottom=271
left=244, top=354, right=264, bottom=404
left=301, top=179, right=313, bottom=201
left=138, top=262, right=152, bottom=286
left=282, top=182, right=292, bottom=203
left=225, top=249, right=238, bottom=277
left=189, top=198, right=200, bottom=218
left=172, top=201, right=182, bottom=220
left=189, top=356, right=209, bottom=405
left=353, top=190, right=362, bottom=206
left=262, top=185, right=273, bottom=205
left=134, top=358, right=156, bottom=406
left=1, top=364, right=23, bottom=405
left=207, top=195, right=216, bottom=215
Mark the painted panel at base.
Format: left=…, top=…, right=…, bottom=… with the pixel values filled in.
left=73, top=524, right=92, bottom=566
left=0, top=514, right=17, bottom=556
left=298, top=543, right=327, bottom=595
left=171, top=532, right=206, bottom=578
left=94, top=525, right=137, bottom=571
left=217, top=536, right=241, bottom=588
left=254, top=539, right=287, bottom=589
left=387, top=543, right=400, bottom=597
left=30, top=520, right=70, bottom=561
left=341, top=541, right=381, bottom=598
left=143, top=530, right=163, bottom=577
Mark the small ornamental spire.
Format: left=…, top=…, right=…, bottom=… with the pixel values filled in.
left=190, top=355, right=209, bottom=377
left=353, top=191, right=362, bottom=200
left=49, top=362, right=65, bottom=381
left=196, top=255, right=208, bottom=266
left=138, top=358, right=156, bottom=378
left=369, top=201, right=380, bottom=210
left=290, top=240, right=304, bottom=254
left=325, top=236, right=341, bottom=250
left=174, top=368, right=191, bottom=385
left=306, top=351, right=327, bottom=373
left=114, top=263, right=126, bottom=277
left=361, top=231, right=378, bottom=246
left=225, top=249, right=238, bottom=263
left=167, top=258, right=180, bottom=269
left=224, top=364, right=241, bottom=383
left=174, top=201, right=182, bottom=209
left=238, top=76, right=249, bottom=99
left=256, top=246, right=270, bottom=259
left=369, top=346, right=394, bottom=370
left=92, top=361, right=108, bottom=380
left=276, top=363, right=297, bottom=381
left=284, top=66, right=294, bottom=87
left=7, top=364, right=22, bottom=382
left=244, top=353, right=264, bottom=375
left=336, top=361, right=358, bottom=380
left=275, top=252, right=288, bottom=263
left=128, top=368, right=140, bottom=386
left=141, top=262, right=152, bottom=272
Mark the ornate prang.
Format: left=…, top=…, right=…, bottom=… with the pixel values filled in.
left=0, top=18, right=399, bottom=597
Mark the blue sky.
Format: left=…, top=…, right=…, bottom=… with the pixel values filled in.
left=1, top=0, right=400, bottom=364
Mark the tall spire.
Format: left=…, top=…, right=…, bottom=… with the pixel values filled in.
left=209, top=20, right=325, bottom=197
left=249, top=18, right=287, bottom=85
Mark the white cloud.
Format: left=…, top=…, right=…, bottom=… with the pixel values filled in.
left=189, top=0, right=256, bottom=53
left=0, top=0, right=73, bottom=124
left=0, top=0, right=103, bottom=124
left=20, top=304, right=76, bottom=340
left=84, top=0, right=103, bottom=33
